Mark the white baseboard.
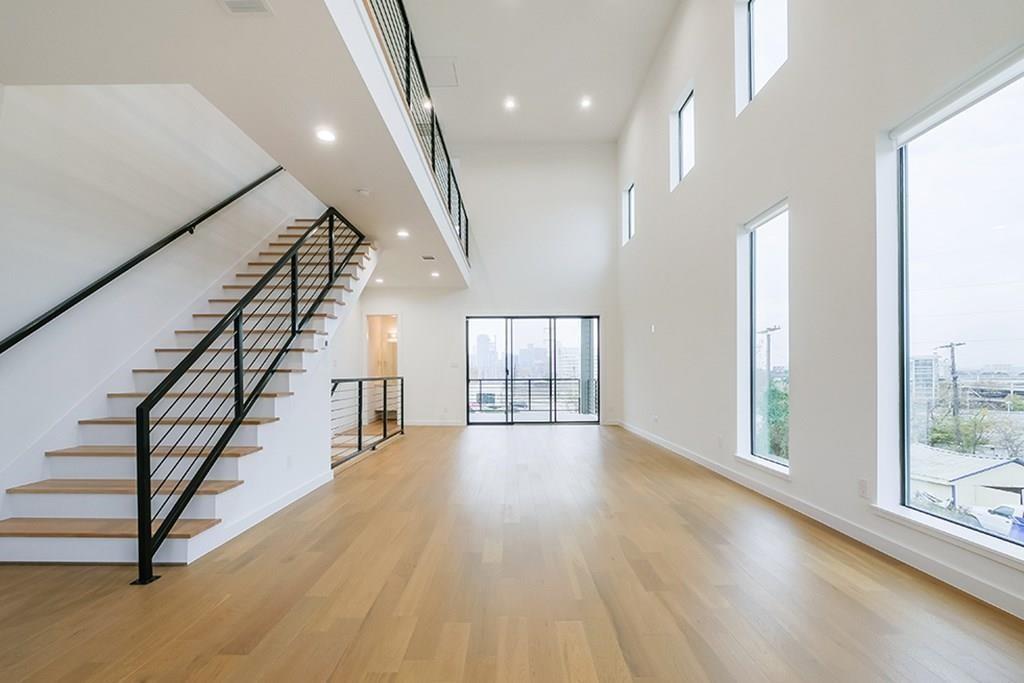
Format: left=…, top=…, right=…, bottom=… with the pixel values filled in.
left=616, top=421, right=1024, bottom=622
left=404, top=419, right=465, bottom=427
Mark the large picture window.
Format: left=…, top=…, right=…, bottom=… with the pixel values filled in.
left=750, top=207, right=790, bottom=465
left=901, top=73, right=1024, bottom=546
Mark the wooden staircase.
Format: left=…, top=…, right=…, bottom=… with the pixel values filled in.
left=0, top=220, right=376, bottom=563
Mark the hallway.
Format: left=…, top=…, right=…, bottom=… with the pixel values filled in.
left=2, top=426, right=1023, bottom=681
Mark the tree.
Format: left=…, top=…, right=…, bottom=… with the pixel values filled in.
left=767, top=382, right=789, bottom=460
left=929, top=408, right=989, bottom=454
left=992, top=419, right=1024, bottom=458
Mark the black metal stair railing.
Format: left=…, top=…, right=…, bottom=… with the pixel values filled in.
left=330, top=377, right=404, bottom=467
left=133, top=207, right=365, bottom=584
left=364, top=0, right=470, bottom=261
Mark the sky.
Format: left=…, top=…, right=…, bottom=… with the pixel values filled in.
left=907, top=75, right=1024, bottom=370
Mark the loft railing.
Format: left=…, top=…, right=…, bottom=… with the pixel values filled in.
left=364, top=0, right=470, bottom=261
left=0, top=166, right=284, bottom=357
left=133, top=207, right=365, bottom=584
left=330, top=376, right=405, bottom=467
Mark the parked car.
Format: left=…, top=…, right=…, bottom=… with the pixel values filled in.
left=968, top=505, right=1024, bottom=537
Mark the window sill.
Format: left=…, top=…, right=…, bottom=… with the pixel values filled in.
left=735, top=452, right=790, bottom=480
left=872, top=503, right=1024, bottom=573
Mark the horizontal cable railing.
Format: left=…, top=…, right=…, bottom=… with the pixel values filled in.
left=330, top=377, right=405, bottom=466
left=133, top=208, right=365, bottom=585
left=469, top=378, right=599, bottom=414
left=0, top=166, right=284, bottom=357
left=364, top=0, right=470, bottom=261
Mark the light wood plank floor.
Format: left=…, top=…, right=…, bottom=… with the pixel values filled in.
left=2, top=426, right=1023, bottom=681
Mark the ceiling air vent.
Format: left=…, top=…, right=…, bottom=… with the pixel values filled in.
left=221, top=0, right=272, bottom=14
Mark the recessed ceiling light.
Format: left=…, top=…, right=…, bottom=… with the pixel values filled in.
left=503, top=96, right=518, bottom=111
left=375, top=277, right=384, bottom=284
left=397, top=229, right=410, bottom=238
left=315, top=128, right=337, bottom=143
left=356, top=188, right=371, bottom=197
left=430, top=271, right=440, bottom=278
left=580, top=95, right=593, bottom=110
left=422, top=98, right=433, bottom=110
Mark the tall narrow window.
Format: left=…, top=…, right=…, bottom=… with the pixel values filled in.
left=750, top=207, right=790, bottom=465
left=623, top=183, right=636, bottom=242
left=746, top=0, right=788, bottom=100
left=671, top=91, right=696, bottom=188
left=900, top=73, right=1024, bottom=546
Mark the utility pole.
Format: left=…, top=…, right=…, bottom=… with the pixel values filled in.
left=758, top=326, right=782, bottom=386
left=937, top=342, right=966, bottom=447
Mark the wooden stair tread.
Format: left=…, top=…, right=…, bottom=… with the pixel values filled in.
left=7, top=479, right=243, bottom=495
left=174, top=328, right=323, bottom=336
left=207, top=297, right=342, bottom=305
left=109, top=391, right=292, bottom=398
left=247, top=259, right=365, bottom=268
left=193, top=312, right=336, bottom=319
left=133, top=367, right=306, bottom=374
left=80, top=416, right=278, bottom=426
left=0, top=517, right=219, bottom=539
left=223, top=284, right=353, bottom=293
left=154, top=346, right=316, bottom=353
left=46, top=445, right=262, bottom=458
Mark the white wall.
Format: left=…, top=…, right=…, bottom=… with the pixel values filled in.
left=0, top=85, right=323, bottom=497
left=331, top=142, right=622, bottom=425
left=616, top=0, right=1024, bottom=617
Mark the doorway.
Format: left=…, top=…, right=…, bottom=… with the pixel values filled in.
left=466, top=316, right=599, bottom=424
left=367, top=314, right=398, bottom=377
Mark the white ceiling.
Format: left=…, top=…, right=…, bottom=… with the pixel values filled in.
left=0, top=0, right=463, bottom=289
left=404, top=0, right=681, bottom=144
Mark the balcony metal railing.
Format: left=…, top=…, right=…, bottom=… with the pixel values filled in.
left=330, top=377, right=405, bottom=467
left=364, top=0, right=470, bottom=261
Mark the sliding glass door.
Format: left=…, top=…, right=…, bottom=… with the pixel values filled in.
left=467, top=316, right=599, bottom=425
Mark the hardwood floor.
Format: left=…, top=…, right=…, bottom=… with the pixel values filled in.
left=2, top=426, right=1023, bottom=681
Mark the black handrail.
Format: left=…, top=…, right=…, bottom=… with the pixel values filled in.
left=366, top=0, right=470, bottom=261
left=134, top=206, right=365, bottom=584
left=0, top=166, right=285, bottom=357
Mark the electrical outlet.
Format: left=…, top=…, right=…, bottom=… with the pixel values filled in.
left=653, top=414, right=659, bottom=424
left=650, top=323, right=656, bottom=334
left=858, top=479, right=870, bottom=500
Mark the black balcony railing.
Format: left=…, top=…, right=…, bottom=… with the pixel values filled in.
left=330, top=377, right=405, bottom=466
left=365, top=0, right=470, bottom=261
left=133, top=208, right=365, bottom=585
left=469, top=378, right=599, bottom=415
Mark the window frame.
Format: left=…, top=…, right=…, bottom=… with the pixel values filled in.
left=670, top=90, right=696, bottom=190
left=894, top=54, right=1024, bottom=546
left=746, top=201, right=790, bottom=467
left=623, top=183, right=636, bottom=243
left=738, top=0, right=788, bottom=108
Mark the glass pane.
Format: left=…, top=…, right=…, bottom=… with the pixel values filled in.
left=511, top=318, right=552, bottom=422
left=468, top=318, right=507, bottom=423
left=681, top=94, right=695, bottom=177
left=904, top=76, right=1024, bottom=546
left=751, top=210, right=790, bottom=464
left=555, top=318, right=599, bottom=422
left=750, top=0, right=788, bottom=96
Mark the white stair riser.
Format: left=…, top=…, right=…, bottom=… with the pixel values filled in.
left=131, top=371, right=294, bottom=393
left=48, top=455, right=245, bottom=480
left=175, top=329, right=321, bottom=347
left=107, top=394, right=281, bottom=419
left=0, top=537, right=191, bottom=564
left=79, top=422, right=264, bottom=447
left=191, top=315, right=329, bottom=334
left=7, top=491, right=222, bottom=519
left=153, top=348, right=310, bottom=371
left=205, top=299, right=346, bottom=317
